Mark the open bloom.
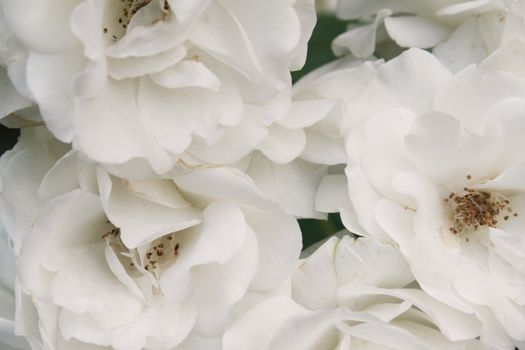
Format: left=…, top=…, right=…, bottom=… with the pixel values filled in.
left=224, top=234, right=487, bottom=350
left=315, top=48, right=525, bottom=348
left=0, top=127, right=302, bottom=350
left=333, top=0, right=525, bottom=72
left=0, top=0, right=316, bottom=173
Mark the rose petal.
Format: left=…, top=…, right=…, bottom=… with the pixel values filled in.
left=97, top=168, right=200, bottom=248
left=159, top=201, right=248, bottom=301
left=150, top=59, right=220, bottom=90
left=292, top=237, right=340, bottom=309
left=175, top=167, right=274, bottom=210
left=108, top=46, right=186, bottom=80
left=192, top=226, right=258, bottom=336
left=257, top=125, right=305, bottom=164
left=384, top=16, right=450, bottom=49
left=137, top=75, right=243, bottom=154
left=26, top=52, right=82, bottom=142
left=0, top=68, right=32, bottom=119
left=332, top=9, right=392, bottom=58
left=74, top=78, right=174, bottom=173
left=338, top=285, right=481, bottom=340
left=223, top=296, right=306, bottom=350
left=246, top=154, right=326, bottom=219
left=244, top=208, right=302, bottom=291
left=2, top=0, right=78, bottom=53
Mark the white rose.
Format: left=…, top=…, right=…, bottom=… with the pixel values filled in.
left=333, top=0, right=525, bottom=72
left=315, top=48, right=525, bottom=348
left=0, top=0, right=317, bottom=173
left=224, top=234, right=487, bottom=350
left=0, top=127, right=302, bottom=350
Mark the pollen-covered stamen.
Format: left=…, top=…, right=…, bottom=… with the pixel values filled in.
left=102, top=225, right=182, bottom=280
left=103, top=0, right=171, bottom=41
left=102, top=226, right=144, bottom=277
left=445, top=186, right=517, bottom=235
left=143, top=232, right=181, bottom=279
left=119, top=0, right=153, bottom=27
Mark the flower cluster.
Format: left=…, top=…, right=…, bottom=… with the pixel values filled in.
left=0, top=0, right=525, bottom=349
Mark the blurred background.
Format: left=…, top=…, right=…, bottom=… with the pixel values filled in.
left=0, top=11, right=348, bottom=250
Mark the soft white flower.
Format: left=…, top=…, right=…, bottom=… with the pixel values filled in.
left=0, top=0, right=316, bottom=173
left=0, top=127, right=303, bottom=350
left=224, top=233, right=488, bottom=350
left=333, top=0, right=525, bottom=71
left=314, top=48, right=525, bottom=348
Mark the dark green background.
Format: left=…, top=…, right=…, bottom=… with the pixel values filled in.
left=292, top=14, right=347, bottom=83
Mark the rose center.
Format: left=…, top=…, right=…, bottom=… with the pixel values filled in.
left=143, top=233, right=180, bottom=277
left=102, top=224, right=181, bottom=280
left=445, top=187, right=517, bottom=235
left=118, top=0, right=154, bottom=28
left=103, top=0, right=171, bottom=42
